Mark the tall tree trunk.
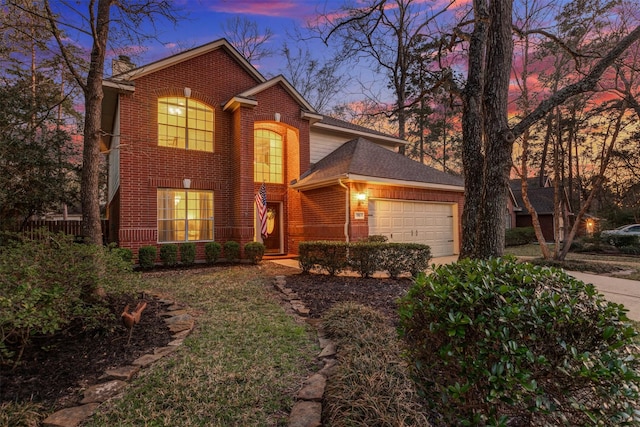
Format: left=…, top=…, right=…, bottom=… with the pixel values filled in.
left=476, top=0, right=514, bottom=258
left=81, top=0, right=112, bottom=245
left=460, top=0, right=489, bottom=258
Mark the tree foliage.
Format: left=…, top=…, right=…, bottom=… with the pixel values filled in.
left=0, top=74, right=78, bottom=229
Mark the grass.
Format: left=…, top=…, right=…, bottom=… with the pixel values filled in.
left=85, top=265, right=319, bottom=427
left=505, top=243, right=640, bottom=279
left=321, top=302, right=432, bottom=426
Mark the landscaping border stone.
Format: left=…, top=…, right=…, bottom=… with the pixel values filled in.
left=42, top=295, right=194, bottom=427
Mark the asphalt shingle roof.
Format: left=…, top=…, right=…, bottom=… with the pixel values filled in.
left=512, top=187, right=556, bottom=214
left=295, top=137, right=464, bottom=188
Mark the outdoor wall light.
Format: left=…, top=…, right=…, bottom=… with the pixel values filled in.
left=356, top=192, right=367, bottom=201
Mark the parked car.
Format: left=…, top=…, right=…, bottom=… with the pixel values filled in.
left=601, top=224, right=640, bottom=245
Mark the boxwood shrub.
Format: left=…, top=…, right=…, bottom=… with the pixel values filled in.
left=398, top=257, right=640, bottom=425
left=244, top=242, right=265, bottom=264
left=180, top=242, right=196, bottom=266
left=204, top=241, right=221, bottom=264
left=159, top=244, right=178, bottom=267
left=223, top=240, right=240, bottom=262
left=138, top=245, right=157, bottom=269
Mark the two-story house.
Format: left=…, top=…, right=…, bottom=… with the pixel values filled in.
left=101, top=39, right=464, bottom=262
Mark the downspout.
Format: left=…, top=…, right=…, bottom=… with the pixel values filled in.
left=338, top=179, right=350, bottom=243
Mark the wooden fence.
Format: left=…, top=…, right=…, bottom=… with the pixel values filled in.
left=11, top=220, right=109, bottom=241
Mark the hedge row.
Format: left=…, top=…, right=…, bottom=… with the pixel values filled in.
left=298, top=241, right=431, bottom=278
left=137, top=241, right=265, bottom=269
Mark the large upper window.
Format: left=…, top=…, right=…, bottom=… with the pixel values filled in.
left=254, top=129, right=283, bottom=183
left=157, top=189, right=214, bottom=242
left=158, top=97, right=213, bottom=151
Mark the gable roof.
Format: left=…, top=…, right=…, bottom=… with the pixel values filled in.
left=108, top=38, right=265, bottom=84
left=224, top=75, right=316, bottom=113
left=292, top=137, right=464, bottom=192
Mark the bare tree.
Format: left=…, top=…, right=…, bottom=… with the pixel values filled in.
left=314, top=0, right=453, bottom=153
left=27, top=0, right=182, bottom=245
left=279, top=41, right=349, bottom=113
left=222, top=16, right=274, bottom=63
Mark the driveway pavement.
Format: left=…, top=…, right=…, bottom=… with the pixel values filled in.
left=566, top=271, right=640, bottom=321
left=269, top=256, right=640, bottom=321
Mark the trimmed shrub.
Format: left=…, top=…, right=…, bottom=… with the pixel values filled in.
left=348, top=242, right=385, bottom=277
left=398, top=257, right=640, bottom=425
left=138, top=245, right=157, bottom=269
left=204, top=241, right=221, bottom=264
left=111, top=247, right=133, bottom=263
left=363, top=235, right=388, bottom=243
left=223, top=240, right=240, bottom=262
left=159, top=244, right=178, bottom=267
left=244, top=242, right=265, bottom=264
left=505, top=226, right=536, bottom=246
left=0, top=232, right=140, bottom=363
left=180, top=243, right=196, bottom=266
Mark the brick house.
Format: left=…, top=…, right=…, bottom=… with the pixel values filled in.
left=101, top=39, right=464, bottom=262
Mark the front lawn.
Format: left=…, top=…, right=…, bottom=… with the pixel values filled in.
left=85, top=264, right=319, bottom=427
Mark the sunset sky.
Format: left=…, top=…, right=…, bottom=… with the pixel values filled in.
left=118, top=0, right=344, bottom=75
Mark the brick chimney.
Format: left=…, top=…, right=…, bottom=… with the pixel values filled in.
left=112, top=55, right=135, bottom=76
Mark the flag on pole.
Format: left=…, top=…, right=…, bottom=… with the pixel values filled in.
left=255, top=183, right=268, bottom=238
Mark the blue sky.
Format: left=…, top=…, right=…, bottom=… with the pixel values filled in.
left=118, top=0, right=344, bottom=75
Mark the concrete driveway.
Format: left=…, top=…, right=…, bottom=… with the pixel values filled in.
left=567, top=271, right=640, bottom=321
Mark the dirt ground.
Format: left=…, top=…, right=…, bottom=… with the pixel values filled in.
left=0, top=263, right=410, bottom=411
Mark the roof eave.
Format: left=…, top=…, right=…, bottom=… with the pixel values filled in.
left=223, top=96, right=259, bottom=112
left=292, top=173, right=464, bottom=193
left=312, top=122, right=407, bottom=146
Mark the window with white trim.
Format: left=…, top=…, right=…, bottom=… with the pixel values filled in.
left=158, top=97, right=213, bottom=151
left=157, top=189, right=214, bottom=242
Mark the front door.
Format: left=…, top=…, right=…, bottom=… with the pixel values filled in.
left=263, top=202, right=283, bottom=254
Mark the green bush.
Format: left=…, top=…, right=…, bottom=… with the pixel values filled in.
left=398, top=257, right=640, bottom=425
left=180, top=243, right=196, bottom=266
left=159, top=244, right=178, bottom=267
left=362, top=234, right=388, bottom=243
left=138, top=245, right=157, bottom=269
left=348, top=242, right=385, bottom=277
left=244, top=242, right=265, bottom=264
left=0, top=232, right=140, bottom=363
left=204, top=241, right=221, bottom=264
left=223, top=241, right=240, bottom=262
left=108, top=244, right=133, bottom=263
left=607, top=234, right=640, bottom=248
left=505, top=226, right=536, bottom=246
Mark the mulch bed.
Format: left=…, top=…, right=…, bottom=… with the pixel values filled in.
left=0, top=263, right=411, bottom=411
left=0, top=294, right=172, bottom=411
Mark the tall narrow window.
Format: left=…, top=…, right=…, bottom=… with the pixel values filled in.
left=158, top=97, right=213, bottom=151
left=254, top=129, right=283, bottom=183
left=158, top=189, right=214, bottom=242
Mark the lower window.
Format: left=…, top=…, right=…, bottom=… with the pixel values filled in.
left=157, top=189, right=214, bottom=242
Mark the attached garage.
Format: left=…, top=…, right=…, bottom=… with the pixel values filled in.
left=368, top=199, right=457, bottom=257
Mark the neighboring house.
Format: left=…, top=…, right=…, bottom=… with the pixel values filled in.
left=101, top=39, right=464, bottom=262
left=508, top=177, right=572, bottom=241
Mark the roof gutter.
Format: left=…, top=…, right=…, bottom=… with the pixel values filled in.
left=338, top=179, right=350, bottom=243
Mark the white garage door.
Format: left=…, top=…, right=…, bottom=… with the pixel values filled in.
left=368, top=199, right=455, bottom=257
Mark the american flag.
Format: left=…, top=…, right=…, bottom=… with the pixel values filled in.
left=255, top=183, right=268, bottom=238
